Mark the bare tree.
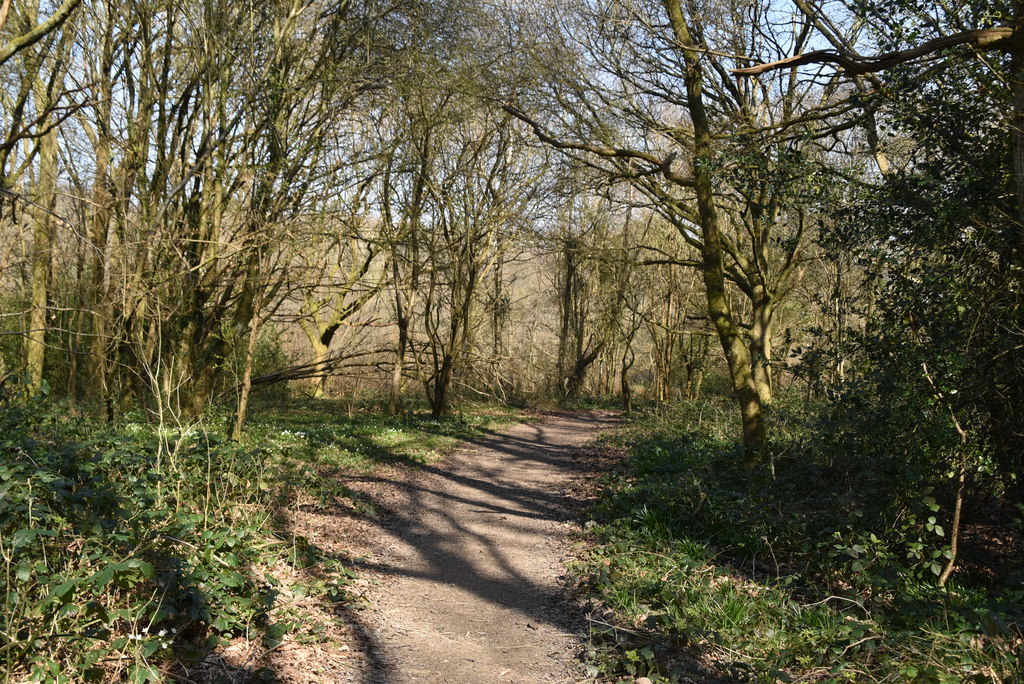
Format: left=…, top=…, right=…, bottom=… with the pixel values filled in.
left=505, top=0, right=843, bottom=458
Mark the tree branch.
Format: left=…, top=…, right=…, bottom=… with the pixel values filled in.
left=503, top=104, right=696, bottom=188
left=0, top=0, right=81, bottom=68
left=731, top=26, right=1017, bottom=76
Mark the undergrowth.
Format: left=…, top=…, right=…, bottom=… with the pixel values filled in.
left=575, top=400, right=1023, bottom=682
left=0, top=392, right=517, bottom=682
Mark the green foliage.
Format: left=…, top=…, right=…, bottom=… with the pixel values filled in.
left=244, top=397, right=521, bottom=473
left=0, top=392, right=517, bottom=681
left=0, top=294, right=26, bottom=382
left=827, top=0, right=1024, bottom=501
left=575, top=404, right=1023, bottom=682
left=1, top=397, right=289, bottom=679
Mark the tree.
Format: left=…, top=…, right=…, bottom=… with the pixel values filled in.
left=547, top=192, right=631, bottom=401
left=506, top=0, right=841, bottom=458
left=736, top=0, right=1024, bottom=580
left=11, top=0, right=78, bottom=392
left=734, top=0, right=1024, bottom=255
left=294, top=216, right=384, bottom=399
left=47, top=0, right=409, bottom=420
left=409, top=105, right=541, bottom=417
left=635, top=216, right=706, bottom=402
left=372, top=0, right=549, bottom=416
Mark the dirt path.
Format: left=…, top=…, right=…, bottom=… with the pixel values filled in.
left=346, top=411, right=619, bottom=683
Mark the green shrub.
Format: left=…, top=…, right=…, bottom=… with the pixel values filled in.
left=0, top=392, right=521, bottom=681
left=0, top=396, right=335, bottom=681
left=576, top=401, right=1023, bottom=682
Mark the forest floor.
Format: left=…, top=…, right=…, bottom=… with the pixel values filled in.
left=259, top=410, right=620, bottom=683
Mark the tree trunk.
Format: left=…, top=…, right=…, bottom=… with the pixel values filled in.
left=430, top=353, right=454, bottom=418
left=620, top=348, right=634, bottom=413
left=86, top=14, right=114, bottom=411
left=231, top=313, right=260, bottom=440
left=389, top=314, right=408, bottom=415
left=750, top=293, right=774, bottom=406
left=686, top=367, right=704, bottom=401
left=555, top=239, right=577, bottom=394
left=683, top=332, right=708, bottom=400
left=26, top=128, right=58, bottom=393
left=565, top=347, right=600, bottom=401
left=1011, top=33, right=1024, bottom=258
left=490, top=255, right=507, bottom=397
left=88, top=137, right=111, bottom=407
left=310, top=338, right=330, bottom=398
left=664, top=0, right=765, bottom=461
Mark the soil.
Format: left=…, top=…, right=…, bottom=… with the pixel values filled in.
left=351, top=410, right=620, bottom=683
left=209, top=409, right=621, bottom=684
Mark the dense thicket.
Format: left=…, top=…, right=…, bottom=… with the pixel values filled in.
left=833, top=0, right=1024, bottom=504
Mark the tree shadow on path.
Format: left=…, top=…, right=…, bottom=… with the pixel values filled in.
left=347, top=411, right=620, bottom=683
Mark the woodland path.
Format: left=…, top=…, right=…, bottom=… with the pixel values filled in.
left=345, top=411, right=620, bottom=684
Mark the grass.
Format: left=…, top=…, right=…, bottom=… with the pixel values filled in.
left=574, top=400, right=1023, bottom=682
left=0, top=393, right=521, bottom=682
left=246, top=397, right=521, bottom=470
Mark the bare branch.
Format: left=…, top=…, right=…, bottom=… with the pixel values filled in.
left=732, top=26, right=1017, bottom=76
left=0, top=0, right=81, bottom=67
left=502, top=104, right=696, bottom=188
